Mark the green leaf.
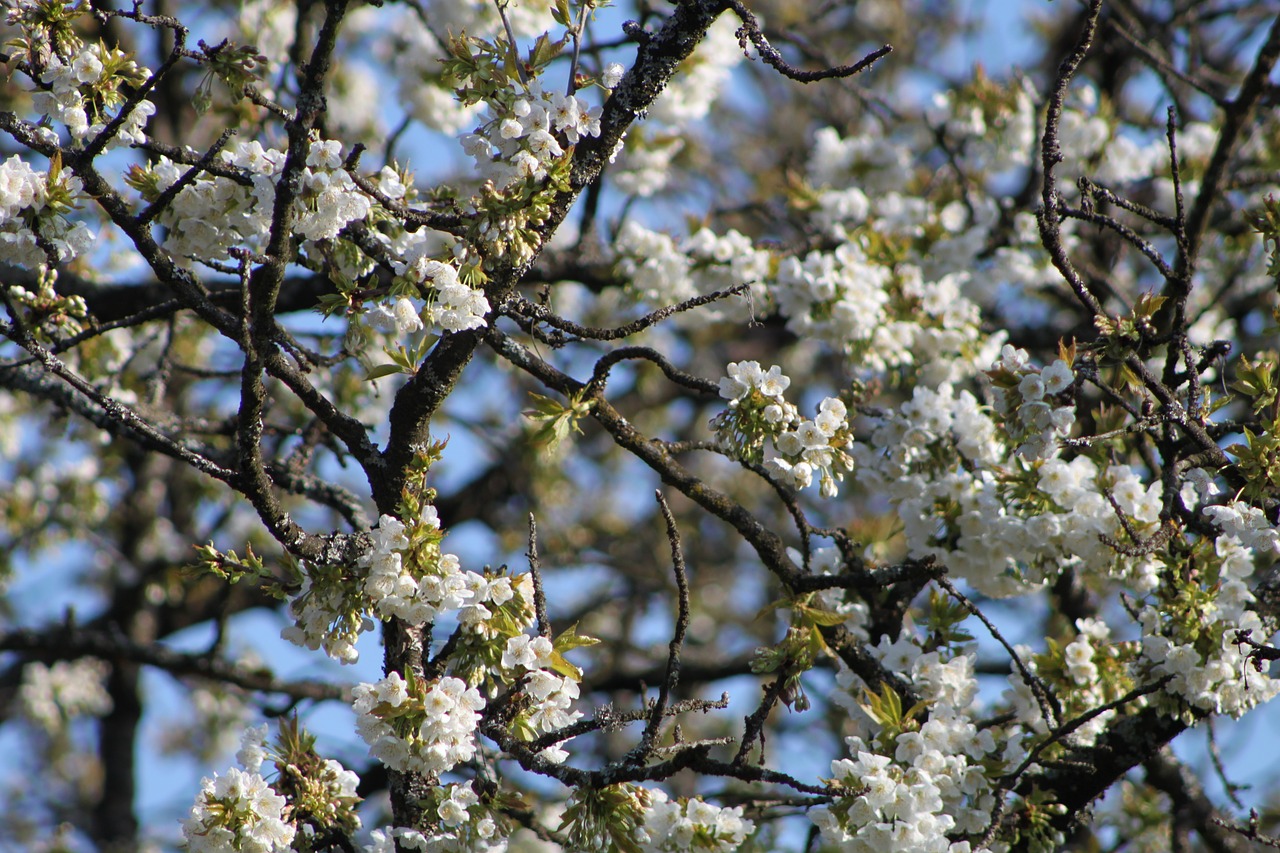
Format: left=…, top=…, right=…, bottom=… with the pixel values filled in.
left=793, top=603, right=849, bottom=628
left=527, top=32, right=565, bottom=68
left=523, top=390, right=594, bottom=450
left=553, top=623, right=601, bottom=653
left=545, top=624, right=598, bottom=680
left=547, top=651, right=583, bottom=681
left=857, top=681, right=903, bottom=727
left=365, top=363, right=406, bottom=381
left=1132, top=291, right=1168, bottom=319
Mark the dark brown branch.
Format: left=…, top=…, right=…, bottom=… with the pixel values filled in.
left=1145, top=748, right=1256, bottom=853
left=627, top=492, right=691, bottom=765
left=0, top=625, right=348, bottom=702
left=1179, top=14, right=1280, bottom=279
left=1037, top=0, right=1107, bottom=320
left=0, top=322, right=236, bottom=483
left=588, top=345, right=721, bottom=396
left=724, top=0, right=892, bottom=84
left=937, top=576, right=1061, bottom=729
left=378, top=0, right=745, bottom=510
left=485, top=327, right=910, bottom=700
left=526, top=513, right=552, bottom=639
left=504, top=282, right=750, bottom=342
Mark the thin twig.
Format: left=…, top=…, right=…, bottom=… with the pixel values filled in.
left=527, top=513, right=551, bottom=639
left=1037, top=0, right=1107, bottom=320
left=936, top=576, right=1061, bottom=729
left=1207, top=718, right=1247, bottom=811
left=495, top=0, right=529, bottom=85
left=0, top=316, right=236, bottom=483
left=588, top=345, right=720, bottom=396
left=1001, top=675, right=1176, bottom=788
left=628, top=491, right=692, bottom=765
left=137, top=129, right=240, bottom=225
left=566, top=0, right=589, bottom=94
left=724, top=0, right=892, bottom=83
left=733, top=674, right=789, bottom=766
left=506, top=282, right=750, bottom=343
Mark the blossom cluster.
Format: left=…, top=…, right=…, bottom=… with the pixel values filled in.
left=282, top=498, right=532, bottom=664
left=635, top=790, right=755, bottom=853
left=369, top=189, right=491, bottom=335
left=1001, top=619, right=1119, bottom=747
left=30, top=44, right=154, bottom=148
left=985, top=347, right=1076, bottom=460
left=791, top=81, right=1252, bottom=369
left=8, top=0, right=155, bottom=149
left=134, top=140, right=276, bottom=259
left=425, top=271, right=491, bottom=333
left=614, top=223, right=771, bottom=325
left=133, top=138, right=372, bottom=261
left=136, top=140, right=488, bottom=340
left=830, top=335, right=1170, bottom=600
left=1060, top=619, right=1122, bottom=744
left=613, top=123, right=1007, bottom=386
left=852, top=375, right=1163, bottom=596
left=817, top=646, right=1010, bottom=853
left=351, top=672, right=486, bottom=775
left=360, top=511, right=514, bottom=626
left=236, top=723, right=272, bottom=773
left=364, top=294, right=429, bottom=337
left=1137, top=535, right=1280, bottom=718
left=364, top=782, right=506, bottom=852
left=500, top=634, right=583, bottom=761
left=280, top=565, right=372, bottom=665
left=294, top=141, right=376, bottom=241
left=813, top=746, right=974, bottom=853
left=18, top=657, right=113, bottom=733
left=792, top=123, right=1012, bottom=383
left=1001, top=653, right=1053, bottom=739
left=517, top=667, right=580, bottom=737
left=712, top=361, right=854, bottom=496
left=774, top=243, right=893, bottom=357
left=182, top=767, right=295, bottom=853
left=712, top=360, right=796, bottom=458
left=460, top=80, right=601, bottom=187
left=182, top=721, right=362, bottom=852
left=0, top=154, right=94, bottom=267
left=1202, top=499, right=1280, bottom=556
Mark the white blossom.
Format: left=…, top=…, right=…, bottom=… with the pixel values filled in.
left=18, top=658, right=113, bottom=732
left=182, top=768, right=295, bottom=853
left=601, top=62, right=625, bottom=88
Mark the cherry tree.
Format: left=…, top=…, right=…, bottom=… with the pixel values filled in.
left=2, top=0, right=1280, bottom=850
